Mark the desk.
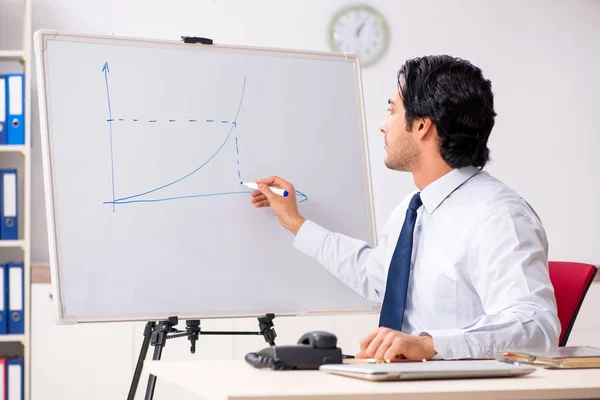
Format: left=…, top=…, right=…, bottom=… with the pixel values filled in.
left=144, top=360, right=600, bottom=400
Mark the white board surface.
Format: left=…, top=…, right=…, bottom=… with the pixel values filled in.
left=34, top=30, right=378, bottom=323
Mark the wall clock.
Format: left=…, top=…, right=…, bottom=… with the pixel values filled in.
left=329, top=5, right=389, bottom=66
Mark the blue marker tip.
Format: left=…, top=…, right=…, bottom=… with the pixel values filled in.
left=283, top=190, right=289, bottom=197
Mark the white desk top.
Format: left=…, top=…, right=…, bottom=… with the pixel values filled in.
left=144, top=360, right=600, bottom=400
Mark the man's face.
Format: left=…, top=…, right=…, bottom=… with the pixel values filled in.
left=379, top=90, right=420, bottom=172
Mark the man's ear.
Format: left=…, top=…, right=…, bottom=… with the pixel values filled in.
left=415, top=118, right=434, bottom=141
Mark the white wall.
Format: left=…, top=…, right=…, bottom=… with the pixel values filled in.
left=2, top=0, right=598, bottom=266
left=2, top=0, right=600, bottom=398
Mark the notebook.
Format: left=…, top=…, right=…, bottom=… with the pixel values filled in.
left=319, top=360, right=536, bottom=381
left=496, top=346, right=600, bottom=369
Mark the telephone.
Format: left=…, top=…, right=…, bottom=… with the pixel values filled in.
left=245, top=331, right=342, bottom=370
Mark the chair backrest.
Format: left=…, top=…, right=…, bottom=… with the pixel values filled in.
left=548, top=261, right=597, bottom=346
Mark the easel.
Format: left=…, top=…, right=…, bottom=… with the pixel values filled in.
left=127, top=314, right=277, bottom=400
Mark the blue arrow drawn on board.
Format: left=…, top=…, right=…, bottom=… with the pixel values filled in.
left=103, top=62, right=116, bottom=213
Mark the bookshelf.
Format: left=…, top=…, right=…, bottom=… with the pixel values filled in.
left=0, top=0, right=32, bottom=399
left=0, top=51, right=26, bottom=60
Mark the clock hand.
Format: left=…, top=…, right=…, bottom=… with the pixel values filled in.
left=355, top=21, right=366, bottom=37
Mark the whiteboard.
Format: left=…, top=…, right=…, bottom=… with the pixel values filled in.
left=34, top=30, right=378, bottom=323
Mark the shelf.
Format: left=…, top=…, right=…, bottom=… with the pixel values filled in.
left=0, top=334, right=25, bottom=343
left=0, top=145, right=28, bottom=154
left=0, top=240, right=26, bottom=249
left=0, top=50, right=25, bottom=61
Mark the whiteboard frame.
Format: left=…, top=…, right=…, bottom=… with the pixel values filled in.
left=33, top=30, right=378, bottom=324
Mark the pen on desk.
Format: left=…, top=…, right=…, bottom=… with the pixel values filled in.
left=241, top=182, right=289, bottom=197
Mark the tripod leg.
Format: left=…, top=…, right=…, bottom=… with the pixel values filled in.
left=144, top=344, right=164, bottom=400
left=144, top=319, right=175, bottom=400
left=127, top=322, right=155, bottom=400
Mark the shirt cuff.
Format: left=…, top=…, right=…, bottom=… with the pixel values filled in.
left=423, top=330, right=470, bottom=360
left=292, top=220, right=330, bottom=259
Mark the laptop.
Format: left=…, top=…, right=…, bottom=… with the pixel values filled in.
left=319, top=360, right=536, bottom=381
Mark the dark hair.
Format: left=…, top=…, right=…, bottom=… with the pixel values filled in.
left=398, top=55, right=496, bottom=169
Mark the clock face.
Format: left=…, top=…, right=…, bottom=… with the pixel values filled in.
left=329, top=5, right=389, bottom=66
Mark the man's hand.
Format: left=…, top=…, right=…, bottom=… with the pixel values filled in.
left=250, top=176, right=306, bottom=234
left=356, top=327, right=437, bottom=361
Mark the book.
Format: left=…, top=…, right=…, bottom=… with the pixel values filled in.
left=497, top=346, right=600, bottom=369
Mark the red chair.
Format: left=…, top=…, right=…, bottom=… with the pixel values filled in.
left=548, top=261, right=598, bottom=346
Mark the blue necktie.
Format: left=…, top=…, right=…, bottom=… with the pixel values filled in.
left=379, top=192, right=422, bottom=331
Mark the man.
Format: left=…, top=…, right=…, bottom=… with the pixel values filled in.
left=250, top=55, right=559, bottom=360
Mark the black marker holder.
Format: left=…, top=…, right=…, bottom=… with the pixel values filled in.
left=181, top=36, right=213, bottom=45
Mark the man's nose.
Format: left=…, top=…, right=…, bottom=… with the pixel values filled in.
left=379, top=121, right=387, bottom=135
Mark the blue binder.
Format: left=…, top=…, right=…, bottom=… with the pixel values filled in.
left=7, top=359, right=23, bottom=400
left=0, top=169, right=18, bottom=240
left=0, top=75, right=6, bottom=144
left=0, top=264, right=7, bottom=335
left=5, top=74, right=24, bottom=145
left=7, top=263, right=23, bottom=335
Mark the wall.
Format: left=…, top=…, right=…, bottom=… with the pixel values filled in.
left=1, top=0, right=599, bottom=397
left=2, top=0, right=597, bottom=268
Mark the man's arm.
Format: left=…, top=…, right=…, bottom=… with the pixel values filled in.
left=427, top=208, right=560, bottom=359
left=293, top=220, right=386, bottom=301
left=251, top=176, right=389, bottom=302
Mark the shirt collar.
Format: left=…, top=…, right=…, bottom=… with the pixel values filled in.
left=420, top=166, right=480, bottom=214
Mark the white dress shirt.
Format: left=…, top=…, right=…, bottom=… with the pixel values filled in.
left=293, top=166, right=560, bottom=359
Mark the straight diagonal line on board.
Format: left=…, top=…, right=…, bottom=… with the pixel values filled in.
left=110, top=76, right=247, bottom=203
left=103, top=190, right=252, bottom=204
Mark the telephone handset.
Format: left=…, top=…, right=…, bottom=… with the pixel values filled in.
left=245, top=331, right=342, bottom=370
